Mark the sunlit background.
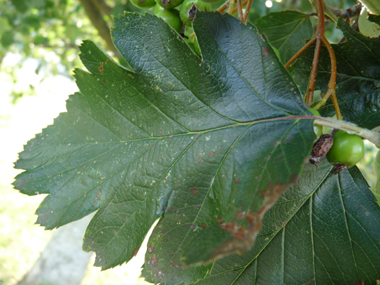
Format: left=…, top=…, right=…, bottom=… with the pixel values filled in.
left=0, top=54, right=150, bottom=284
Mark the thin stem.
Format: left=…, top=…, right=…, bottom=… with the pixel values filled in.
left=285, top=0, right=341, bottom=119
left=315, top=0, right=325, bottom=35
left=320, top=36, right=342, bottom=119
left=243, top=0, right=253, bottom=23
left=217, top=0, right=230, bottom=13
left=236, top=0, right=244, bottom=21
left=228, top=0, right=236, bottom=14
left=232, top=0, right=248, bottom=14
left=314, top=117, right=380, bottom=146
left=285, top=37, right=316, bottom=68
left=304, top=38, right=321, bottom=106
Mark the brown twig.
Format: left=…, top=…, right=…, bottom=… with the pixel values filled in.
left=217, top=0, right=252, bottom=24
left=243, top=0, right=253, bottom=23
left=217, top=0, right=230, bottom=13
left=285, top=38, right=316, bottom=68
left=304, top=39, right=321, bottom=106
left=236, top=0, right=244, bottom=21
left=232, top=0, right=248, bottom=14
left=228, top=0, right=237, bottom=14
left=284, top=0, right=341, bottom=119
left=313, top=37, right=342, bottom=119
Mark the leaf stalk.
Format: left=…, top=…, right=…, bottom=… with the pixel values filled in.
left=285, top=0, right=341, bottom=119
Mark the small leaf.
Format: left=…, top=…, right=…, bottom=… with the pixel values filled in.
left=291, top=19, right=380, bottom=129
left=255, top=11, right=313, bottom=64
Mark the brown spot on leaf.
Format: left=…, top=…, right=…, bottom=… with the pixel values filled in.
left=191, top=188, right=197, bottom=195
left=103, top=79, right=107, bottom=83
left=159, top=130, right=162, bottom=136
left=98, top=63, right=104, bottom=74
left=132, top=247, right=140, bottom=257
left=147, top=246, right=155, bottom=253
left=163, top=238, right=168, bottom=243
left=170, top=260, right=180, bottom=268
left=209, top=151, right=215, bottom=156
left=331, top=163, right=348, bottom=174
left=201, top=223, right=207, bottom=229
left=151, top=254, right=158, bottom=266
left=234, top=210, right=245, bottom=220
left=262, top=47, right=270, bottom=59
left=208, top=175, right=298, bottom=263
left=234, top=178, right=240, bottom=184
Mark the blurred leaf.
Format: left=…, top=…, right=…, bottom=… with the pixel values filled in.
left=291, top=19, right=380, bottom=129
left=11, top=0, right=29, bottom=12
left=1, top=31, right=14, bottom=47
left=255, top=10, right=313, bottom=64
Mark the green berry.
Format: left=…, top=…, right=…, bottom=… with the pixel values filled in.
left=155, top=7, right=183, bottom=33
left=326, top=130, right=365, bottom=168
left=180, top=0, right=210, bottom=26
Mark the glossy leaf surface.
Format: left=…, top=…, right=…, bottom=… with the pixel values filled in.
left=13, top=12, right=315, bottom=272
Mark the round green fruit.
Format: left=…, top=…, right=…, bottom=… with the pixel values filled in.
left=130, top=0, right=156, bottom=8
left=308, top=107, right=323, bottom=137
left=155, top=8, right=183, bottom=33
left=156, top=0, right=184, bottom=9
left=375, top=151, right=380, bottom=179
left=180, top=0, right=211, bottom=26
left=326, top=130, right=365, bottom=168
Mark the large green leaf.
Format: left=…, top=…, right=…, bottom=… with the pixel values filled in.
left=183, top=160, right=380, bottom=284
left=255, top=11, right=313, bottom=64
left=291, top=19, right=380, bottom=129
left=13, top=12, right=316, bottom=271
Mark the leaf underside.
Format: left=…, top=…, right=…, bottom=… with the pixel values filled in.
left=13, top=11, right=316, bottom=275
left=291, top=19, right=380, bottom=129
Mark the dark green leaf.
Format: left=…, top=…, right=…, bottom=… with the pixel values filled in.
left=13, top=12, right=315, bottom=272
left=139, top=12, right=316, bottom=283
left=291, top=19, right=380, bottom=129
left=187, top=160, right=380, bottom=284
left=1, top=31, right=14, bottom=47
left=255, top=11, right=313, bottom=64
